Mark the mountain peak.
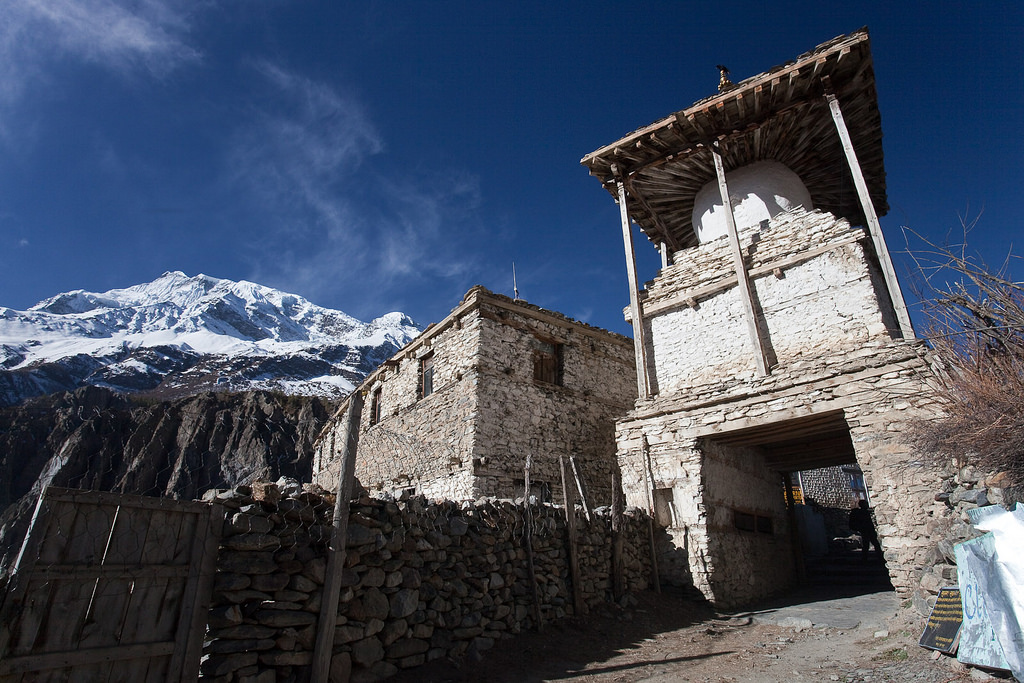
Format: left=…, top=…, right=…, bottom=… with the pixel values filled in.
left=0, top=272, right=421, bottom=406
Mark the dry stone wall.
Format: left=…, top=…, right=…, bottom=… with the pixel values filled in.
left=199, top=479, right=653, bottom=682
left=470, top=300, right=636, bottom=505
left=313, top=287, right=636, bottom=506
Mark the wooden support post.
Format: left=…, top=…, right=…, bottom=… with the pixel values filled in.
left=311, top=392, right=364, bottom=683
left=568, top=456, right=592, bottom=523
left=614, top=170, right=652, bottom=399
left=783, top=472, right=806, bottom=585
left=660, top=242, right=670, bottom=269
left=610, top=464, right=625, bottom=602
left=523, top=454, right=543, bottom=632
left=826, top=93, right=915, bottom=339
left=559, top=457, right=585, bottom=616
left=641, top=436, right=661, bottom=594
left=711, top=142, right=771, bottom=376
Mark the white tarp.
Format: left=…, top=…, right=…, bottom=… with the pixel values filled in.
left=956, top=503, right=1024, bottom=680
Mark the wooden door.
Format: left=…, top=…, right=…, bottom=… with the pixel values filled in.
left=0, top=487, right=222, bottom=682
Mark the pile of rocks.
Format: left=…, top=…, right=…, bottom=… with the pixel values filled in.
left=911, top=465, right=1020, bottom=615
left=199, top=479, right=653, bottom=682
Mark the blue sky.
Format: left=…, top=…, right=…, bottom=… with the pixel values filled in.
left=0, top=1, right=1021, bottom=336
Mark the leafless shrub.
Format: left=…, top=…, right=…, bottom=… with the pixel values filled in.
left=905, top=219, right=1024, bottom=486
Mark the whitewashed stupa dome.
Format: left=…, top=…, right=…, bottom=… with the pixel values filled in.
left=692, top=160, right=813, bottom=244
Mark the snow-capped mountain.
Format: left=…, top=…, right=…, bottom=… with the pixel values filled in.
left=0, top=271, right=421, bottom=406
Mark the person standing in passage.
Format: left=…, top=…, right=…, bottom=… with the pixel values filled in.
left=849, top=499, right=881, bottom=558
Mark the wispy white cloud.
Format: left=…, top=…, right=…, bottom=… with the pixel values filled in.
left=230, top=62, right=487, bottom=316
left=0, top=0, right=200, bottom=137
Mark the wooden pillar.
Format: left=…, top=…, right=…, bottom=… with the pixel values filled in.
left=614, top=169, right=652, bottom=399
left=826, top=93, right=915, bottom=339
left=312, top=392, right=364, bottom=683
left=641, top=435, right=661, bottom=593
left=712, top=142, right=770, bottom=376
left=523, top=454, right=543, bottom=632
left=610, top=464, right=625, bottom=601
left=659, top=242, right=670, bottom=269
left=559, top=457, right=585, bottom=616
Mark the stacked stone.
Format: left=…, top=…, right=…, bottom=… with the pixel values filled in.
left=199, top=480, right=654, bottom=682
left=910, top=465, right=1019, bottom=616
left=200, top=478, right=333, bottom=683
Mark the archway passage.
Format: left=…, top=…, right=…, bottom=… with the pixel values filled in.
left=705, top=410, right=892, bottom=599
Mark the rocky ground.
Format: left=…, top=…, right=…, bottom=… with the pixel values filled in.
left=389, top=587, right=1011, bottom=683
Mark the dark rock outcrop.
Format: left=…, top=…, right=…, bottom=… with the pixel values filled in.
left=0, top=386, right=334, bottom=569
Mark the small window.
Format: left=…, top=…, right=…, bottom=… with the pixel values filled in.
left=653, top=488, right=678, bottom=528
left=369, top=388, right=382, bottom=426
left=533, top=340, right=562, bottom=385
left=420, top=354, right=434, bottom=398
left=734, top=509, right=773, bottom=535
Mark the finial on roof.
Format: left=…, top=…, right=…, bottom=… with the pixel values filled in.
left=716, top=64, right=735, bottom=92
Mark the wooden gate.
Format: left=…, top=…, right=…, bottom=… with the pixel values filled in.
left=0, top=487, right=223, bottom=682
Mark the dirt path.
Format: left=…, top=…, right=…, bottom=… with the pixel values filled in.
left=388, top=589, right=986, bottom=683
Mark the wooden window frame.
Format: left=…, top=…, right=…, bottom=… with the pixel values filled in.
left=419, top=354, right=434, bottom=399
left=532, top=338, right=563, bottom=386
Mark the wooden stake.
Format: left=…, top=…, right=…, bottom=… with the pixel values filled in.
left=568, top=456, right=593, bottom=523
left=614, top=170, right=652, bottom=398
left=641, top=436, right=661, bottom=594
left=826, top=93, right=914, bottom=339
left=311, top=392, right=364, bottom=683
left=611, top=464, right=625, bottom=602
left=523, top=455, right=543, bottom=632
left=559, top=457, right=585, bottom=616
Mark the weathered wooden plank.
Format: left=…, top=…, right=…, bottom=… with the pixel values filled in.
left=711, top=141, right=770, bottom=376
left=311, top=392, right=364, bottom=683
left=0, top=641, right=175, bottom=675
left=826, top=93, right=914, bottom=339
left=28, top=564, right=191, bottom=582
left=42, top=487, right=209, bottom=514
left=36, top=502, right=119, bottom=655
left=0, top=490, right=58, bottom=659
left=170, top=503, right=223, bottom=683
left=523, top=454, right=543, bottom=633
left=559, top=457, right=585, bottom=617
left=615, top=175, right=652, bottom=398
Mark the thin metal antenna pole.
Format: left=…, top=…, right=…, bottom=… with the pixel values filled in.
left=513, top=262, right=520, bottom=300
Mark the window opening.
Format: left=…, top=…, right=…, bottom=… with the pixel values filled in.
left=533, top=339, right=562, bottom=385
left=734, top=509, right=774, bottom=535
left=420, top=354, right=434, bottom=398
left=369, top=388, right=382, bottom=426
left=653, top=488, right=678, bottom=527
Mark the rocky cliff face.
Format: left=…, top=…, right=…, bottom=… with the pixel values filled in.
left=0, top=386, right=335, bottom=569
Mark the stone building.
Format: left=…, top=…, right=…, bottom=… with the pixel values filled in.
left=314, top=286, right=637, bottom=504
left=581, top=30, right=944, bottom=607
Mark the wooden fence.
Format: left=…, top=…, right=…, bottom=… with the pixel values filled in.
left=0, top=487, right=222, bottom=682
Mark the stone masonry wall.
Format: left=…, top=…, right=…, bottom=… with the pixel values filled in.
left=199, top=479, right=653, bottom=682
left=616, top=341, right=945, bottom=606
left=700, top=440, right=795, bottom=607
left=470, top=299, right=637, bottom=506
left=643, top=208, right=893, bottom=392
left=313, top=308, right=483, bottom=500
left=313, top=287, right=636, bottom=506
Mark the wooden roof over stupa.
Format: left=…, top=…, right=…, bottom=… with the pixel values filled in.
left=581, top=29, right=887, bottom=252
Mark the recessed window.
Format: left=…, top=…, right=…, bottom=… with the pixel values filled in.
left=369, top=388, right=382, bottom=426
left=533, top=339, right=562, bottom=385
left=734, top=509, right=773, bottom=535
left=653, top=488, right=678, bottom=527
left=420, top=354, right=434, bottom=398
